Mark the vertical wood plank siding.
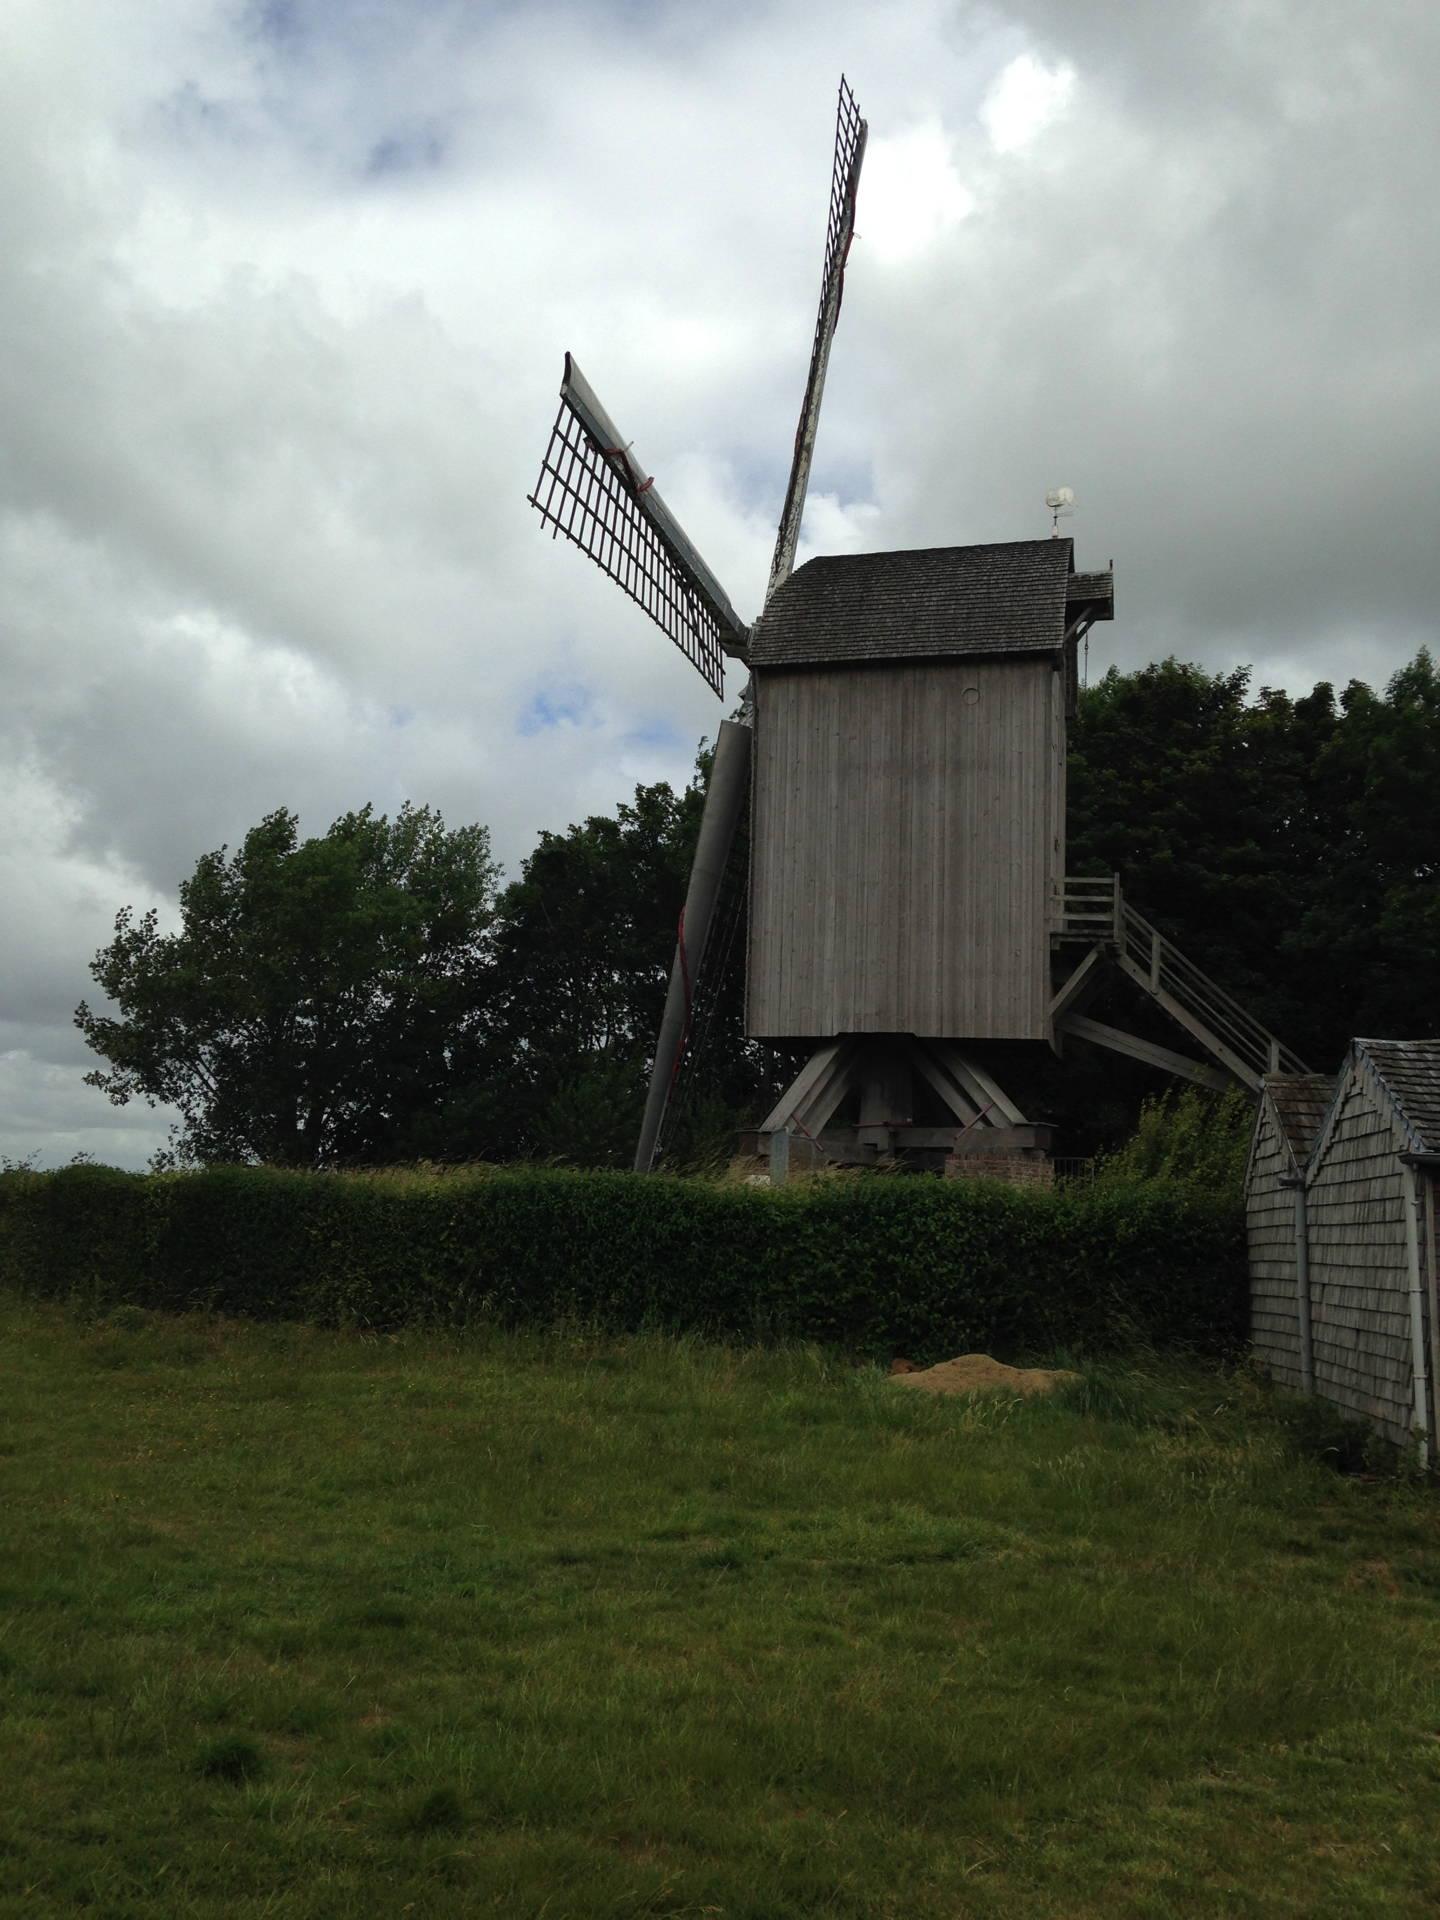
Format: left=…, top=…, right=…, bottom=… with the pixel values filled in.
left=1050, top=666, right=1067, bottom=887
left=1245, top=1102, right=1304, bottom=1388
left=747, top=659, right=1057, bottom=1040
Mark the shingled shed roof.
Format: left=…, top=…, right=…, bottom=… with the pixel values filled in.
left=749, top=538, right=1109, bottom=669
left=1356, top=1039, right=1440, bottom=1153
left=1265, top=1074, right=1334, bottom=1165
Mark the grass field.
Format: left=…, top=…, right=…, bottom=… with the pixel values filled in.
left=2, top=1293, right=1439, bottom=1918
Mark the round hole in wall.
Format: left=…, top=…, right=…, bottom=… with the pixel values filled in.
left=962, top=685, right=980, bottom=707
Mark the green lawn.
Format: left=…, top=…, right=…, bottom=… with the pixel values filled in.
left=2, top=1293, right=1438, bottom=1918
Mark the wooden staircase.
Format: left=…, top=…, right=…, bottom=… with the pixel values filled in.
left=1052, top=876, right=1309, bottom=1091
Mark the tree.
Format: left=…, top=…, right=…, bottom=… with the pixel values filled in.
left=1067, top=650, right=1440, bottom=1074
left=420, top=750, right=776, bottom=1168
left=1296, top=649, right=1440, bottom=1046
left=76, top=804, right=499, bottom=1168
left=490, top=779, right=703, bottom=1068
left=1068, top=659, right=1329, bottom=1038
left=398, top=776, right=702, bottom=1165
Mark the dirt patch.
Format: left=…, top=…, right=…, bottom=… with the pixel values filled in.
left=888, top=1353, right=1080, bottom=1399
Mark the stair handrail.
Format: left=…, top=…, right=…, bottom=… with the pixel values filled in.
left=1117, top=900, right=1307, bottom=1078
left=1053, top=875, right=1117, bottom=937
left=1053, top=874, right=1309, bottom=1079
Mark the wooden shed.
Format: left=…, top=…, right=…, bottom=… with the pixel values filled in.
left=1245, top=1075, right=1332, bottom=1392
left=1245, top=1040, right=1440, bottom=1454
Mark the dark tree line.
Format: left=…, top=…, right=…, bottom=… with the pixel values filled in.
left=1067, top=649, right=1440, bottom=1069
left=78, top=652, right=1440, bottom=1169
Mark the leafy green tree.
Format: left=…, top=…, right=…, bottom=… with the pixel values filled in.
left=423, top=753, right=771, bottom=1168
left=1067, top=649, right=1440, bottom=1074
left=1297, top=650, right=1440, bottom=1045
left=425, top=776, right=706, bottom=1164
left=76, top=805, right=499, bottom=1168
left=527, top=1053, right=652, bottom=1168
left=1068, top=660, right=1327, bottom=1039
left=490, top=780, right=703, bottom=1064
left=1094, top=1085, right=1255, bottom=1202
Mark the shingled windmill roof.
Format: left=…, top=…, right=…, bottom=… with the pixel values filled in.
left=748, top=538, right=1112, bottom=669
left=1356, top=1039, right=1440, bottom=1153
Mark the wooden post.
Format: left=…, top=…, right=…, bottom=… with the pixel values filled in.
left=768, top=1127, right=791, bottom=1188
left=1111, top=872, right=1124, bottom=947
left=1402, top=1162, right=1431, bottom=1469
left=1283, top=1175, right=1315, bottom=1396
left=856, top=1045, right=912, bottom=1153
left=634, top=720, right=752, bottom=1173
left=1149, top=927, right=1162, bottom=991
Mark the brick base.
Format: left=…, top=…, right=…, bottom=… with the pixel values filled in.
left=944, top=1152, right=1055, bottom=1188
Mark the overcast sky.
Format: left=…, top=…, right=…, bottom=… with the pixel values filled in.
left=4, top=0, right=1437, bottom=1166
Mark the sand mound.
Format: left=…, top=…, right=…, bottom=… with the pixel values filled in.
left=888, top=1353, right=1079, bottom=1398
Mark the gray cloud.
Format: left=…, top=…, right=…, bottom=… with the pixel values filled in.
left=3, top=0, right=1437, bottom=1164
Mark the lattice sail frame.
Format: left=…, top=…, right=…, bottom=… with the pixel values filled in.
left=528, top=354, right=747, bottom=697
left=765, top=77, right=867, bottom=604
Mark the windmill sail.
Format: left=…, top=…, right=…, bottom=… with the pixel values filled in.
left=528, top=354, right=748, bottom=697
left=765, top=77, right=867, bottom=605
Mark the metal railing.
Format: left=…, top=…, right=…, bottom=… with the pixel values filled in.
left=1052, top=1156, right=1095, bottom=1184
left=1053, top=875, right=1308, bottom=1086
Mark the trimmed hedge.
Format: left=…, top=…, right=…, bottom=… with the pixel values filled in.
left=0, top=1163, right=1247, bottom=1359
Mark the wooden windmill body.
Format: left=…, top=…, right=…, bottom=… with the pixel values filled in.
left=740, top=540, right=1113, bottom=1173
left=529, top=82, right=1304, bottom=1175
left=747, top=543, right=1113, bottom=1044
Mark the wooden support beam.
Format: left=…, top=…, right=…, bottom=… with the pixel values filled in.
left=759, top=1039, right=853, bottom=1134
left=1048, top=945, right=1107, bottom=1023
left=762, top=1038, right=1030, bottom=1162
left=902, top=1039, right=983, bottom=1127
left=1059, top=1012, right=1230, bottom=1091
left=1112, top=952, right=1262, bottom=1091
left=927, top=1043, right=1027, bottom=1125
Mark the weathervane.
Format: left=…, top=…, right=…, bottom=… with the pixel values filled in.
left=1045, top=484, right=1075, bottom=538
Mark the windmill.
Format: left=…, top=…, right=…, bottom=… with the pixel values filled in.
left=528, top=80, right=1306, bottom=1180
